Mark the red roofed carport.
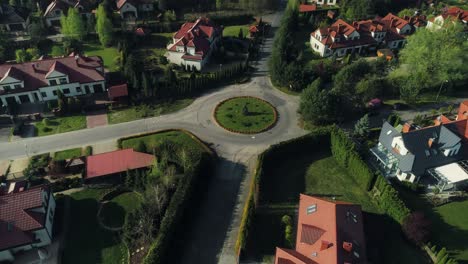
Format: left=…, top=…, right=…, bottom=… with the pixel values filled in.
left=84, top=149, right=155, bottom=183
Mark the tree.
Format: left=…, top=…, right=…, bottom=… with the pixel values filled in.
left=28, top=21, right=46, bottom=45
left=395, top=23, right=467, bottom=96
left=15, top=49, right=28, bottom=63
left=341, top=0, right=374, bottom=21
left=398, top=8, right=414, bottom=18
left=216, top=0, right=223, bottom=10
left=61, top=8, right=86, bottom=40
left=402, top=212, right=431, bottom=245
left=238, top=28, right=244, bottom=39
left=95, top=4, right=113, bottom=47
left=353, top=114, right=370, bottom=139
left=299, top=78, right=337, bottom=124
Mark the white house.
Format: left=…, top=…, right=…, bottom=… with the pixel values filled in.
left=166, top=17, right=222, bottom=71
left=43, top=0, right=92, bottom=27
left=0, top=55, right=105, bottom=107
left=0, top=186, right=56, bottom=262
left=116, top=0, right=153, bottom=19
left=306, top=0, right=337, bottom=6
left=310, top=13, right=415, bottom=57
left=427, top=6, right=467, bottom=30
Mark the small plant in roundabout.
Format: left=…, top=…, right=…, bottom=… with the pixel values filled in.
left=214, top=96, right=278, bottom=134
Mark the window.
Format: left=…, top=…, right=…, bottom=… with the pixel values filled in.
left=76, top=87, right=81, bottom=93
left=14, top=84, right=21, bottom=89
left=62, top=88, right=70, bottom=94
left=55, top=10, right=61, bottom=15
left=3, top=85, right=11, bottom=91
left=425, top=150, right=431, bottom=157
left=41, top=92, right=47, bottom=98
left=386, top=130, right=392, bottom=135
left=59, top=78, right=67, bottom=84
left=347, top=211, right=358, bottom=223
left=53, top=90, right=58, bottom=96
left=405, top=174, right=412, bottom=181
left=49, top=79, right=57, bottom=86
left=306, top=204, right=317, bottom=214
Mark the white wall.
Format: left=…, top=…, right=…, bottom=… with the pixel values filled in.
left=0, top=250, right=14, bottom=262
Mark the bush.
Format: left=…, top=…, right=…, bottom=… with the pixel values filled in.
left=84, top=146, right=92, bottom=156
left=373, top=174, right=410, bottom=223
left=51, top=177, right=82, bottom=192
left=42, top=127, right=52, bottom=133
left=42, top=118, right=51, bottom=126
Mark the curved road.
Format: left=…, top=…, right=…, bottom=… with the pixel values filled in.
left=0, top=10, right=306, bottom=264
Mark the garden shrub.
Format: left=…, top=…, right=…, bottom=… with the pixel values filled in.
left=373, top=174, right=410, bottom=224
left=42, top=127, right=52, bottom=133
left=51, top=177, right=82, bottom=192
left=42, top=118, right=51, bottom=126
left=84, top=146, right=92, bottom=156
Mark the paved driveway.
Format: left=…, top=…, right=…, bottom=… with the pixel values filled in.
left=86, top=110, right=108, bottom=128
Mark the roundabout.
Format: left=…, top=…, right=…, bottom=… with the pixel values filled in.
left=213, top=96, right=278, bottom=134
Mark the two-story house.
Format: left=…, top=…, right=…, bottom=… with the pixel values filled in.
left=371, top=101, right=468, bottom=191
left=116, top=0, right=153, bottom=20
left=166, top=17, right=222, bottom=71
left=274, top=194, right=367, bottom=264
left=427, top=6, right=467, bottom=30
left=306, top=0, right=338, bottom=6
left=43, top=0, right=92, bottom=27
left=0, top=4, right=27, bottom=33
left=0, top=55, right=105, bottom=107
left=310, top=13, right=417, bottom=57
left=0, top=185, right=56, bottom=262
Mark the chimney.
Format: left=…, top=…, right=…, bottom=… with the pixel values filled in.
left=402, top=122, right=414, bottom=133
left=338, top=23, right=343, bottom=32
left=343, top=242, right=353, bottom=253
left=320, top=241, right=333, bottom=251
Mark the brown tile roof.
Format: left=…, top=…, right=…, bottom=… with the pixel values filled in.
left=108, top=83, right=128, bottom=99
left=168, top=17, right=221, bottom=60
left=0, top=186, right=50, bottom=251
left=0, top=55, right=104, bottom=95
left=299, top=4, right=317, bottom=13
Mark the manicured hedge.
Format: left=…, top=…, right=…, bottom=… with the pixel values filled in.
left=235, top=126, right=332, bottom=255
left=331, top=127, right=375, bottom=191
left=373, top=174, right=411, bottom=224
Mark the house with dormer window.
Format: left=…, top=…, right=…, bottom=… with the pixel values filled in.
left=0, top=55, right=105, bottom=107
left=43, top=0, right=93, bottom=27
left=274, top=194, right=367, bottom=264
left=166, top=17, right=222, bottom=71
left=0, top=185, right=56, bottom=262
left=427, top=6, right=467, bottom=30
left=371, top=101, right=468, bottom=191
left=310, top=13, right=419, bottom=57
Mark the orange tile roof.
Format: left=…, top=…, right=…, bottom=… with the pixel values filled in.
left=275, top=194, right=367, bottom=264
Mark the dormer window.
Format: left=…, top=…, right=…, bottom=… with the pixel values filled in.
left=59, top=78, right=67, bottom=84
left=50, top=79, right=57, bottom=86
left=3, top=85, right=11, bottom=91
left=307, top=204, right=317, bottom=214
left=346, top=211, right=357, bottom=223
left=55, top=10, right=61, bottom=16
left=14, top=84, right=21, bottom=89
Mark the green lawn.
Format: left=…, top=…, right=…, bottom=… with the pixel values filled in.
left=120, top=130, right=205, bottom=154
left=108, top=99, right=194, bottom=124
left=83, top=44, right=120, bottom=72
left=214, top=97, right=277, bottom=133
left=100, top=192, right=142, bottom=228
left=34, top=116, right=86, bottom=136
left=62, top=188, right=127, bottom=264
left=245, top=149, right=426, bottom=263
left=395, top=185, right=468, bottom=262
left=54, top=148, right=82, bottom=161
left=223, top=25, right=250, bottom=37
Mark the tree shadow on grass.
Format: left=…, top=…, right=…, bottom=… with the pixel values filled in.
left=364, top=212, right=429, bottom=264
left=99, top=201, right=126, bottom=228
left=62, top=198, right=123, bottom=264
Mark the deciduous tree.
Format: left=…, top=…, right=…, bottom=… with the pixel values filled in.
left=61, top=8, right=86, bottom=40
left=95, top=4, right=113, bottom=46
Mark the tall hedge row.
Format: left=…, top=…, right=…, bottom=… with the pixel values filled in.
left=373, top=173, right=410, bottom=224
left=330, top=127, right=374, bottom=191
left=235, top=127, right=332, bottom=256
left=143, top=153, right=212, bottom=264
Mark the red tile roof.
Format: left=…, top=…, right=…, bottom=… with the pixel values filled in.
left=0, top=55, right=104, bottom=95
left=0, top=186, right=49, bottom=251
left=446, top=7, right=468, bottom=22
left=85, top=149, right=155, bottom=179
left=168, top=17, right=221, bottom=60
left=108, top=83, right=128, bottom=99
left=299, top=4, right=317, bottom=13
left=457, top=100, right=468, bottom=120
left=274, top=194, right=367, bottom=264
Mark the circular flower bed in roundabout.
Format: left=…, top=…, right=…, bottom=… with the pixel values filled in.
left=213, top=96, right=278, bottom=134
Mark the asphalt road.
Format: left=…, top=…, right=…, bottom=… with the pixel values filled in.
left=0, top=10, right=305, bottom=264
